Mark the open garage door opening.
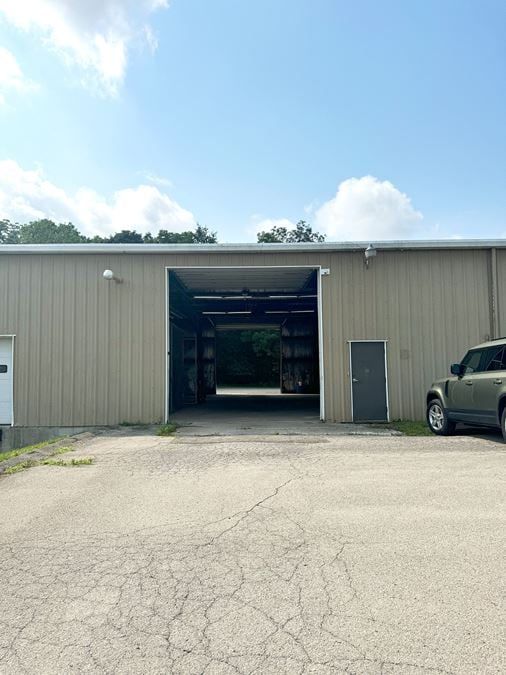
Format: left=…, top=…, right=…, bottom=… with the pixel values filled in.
left=166, top=266, right=323, bottom=424
left=216, top=328, right=281, bottom=394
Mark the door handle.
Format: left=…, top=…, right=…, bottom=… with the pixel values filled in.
left=352, top=378, right=359, bottom=383
left=494, top=379, right=503, bottom=385
left=465, top=380, right=473, bottom=386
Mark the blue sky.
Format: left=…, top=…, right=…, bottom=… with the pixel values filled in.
left=0, top=0, right=505, bottom=241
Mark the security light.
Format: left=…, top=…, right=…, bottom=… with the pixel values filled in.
left=364, top=245, right=377, bottom=268
left=103, top=269, right=122, bottom=283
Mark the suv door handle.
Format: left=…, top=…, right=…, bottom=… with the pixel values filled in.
left=494, top=379, right=503, bottom=385
left=465, top=380, right=473, bottom=386
left=352, top=378, right=359, bottom=383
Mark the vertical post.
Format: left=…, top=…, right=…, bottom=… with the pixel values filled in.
left=317, top=267, right=326, bottom=421
left=490, top=248, right=499, bottom=339
left=165, top=269, right=170, bottom=422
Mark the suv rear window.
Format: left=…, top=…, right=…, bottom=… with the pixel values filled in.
left=483, top=345, right=506, bottom=371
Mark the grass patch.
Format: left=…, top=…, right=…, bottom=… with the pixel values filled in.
left=48, top=446, right=74, bottom=456
left=4, top=456, right=93, bottom=474
left=157, top=423, right=178, bottom=436
left=4, top=459, right=39, bottom=474
left=40, top=457, right=93, bottom=467
left=388, top=420, right=432, bottom=436
left=0, top=436, right=65, bottom=463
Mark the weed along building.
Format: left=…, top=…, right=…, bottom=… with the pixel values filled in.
left=0, top=240, right=504, bottom=436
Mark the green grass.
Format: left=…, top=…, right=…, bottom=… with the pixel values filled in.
left=388, top=420, right=432, bottom=436
left=40, top=457, right=93, bottom=467
left=4, top=456, right=93, bottom=475
left=3, top=459, right=39, bottom=474
left=0, top=436, right=66, bottom=463
left=157, top=423, right=178, bottom=436
left=48, top=446, right=74, bottom=456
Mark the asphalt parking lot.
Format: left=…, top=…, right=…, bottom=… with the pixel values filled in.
left=0, top=428, right=505, bottom=674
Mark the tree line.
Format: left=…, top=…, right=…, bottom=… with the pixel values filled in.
left=0, top=218, right=325, bottom=245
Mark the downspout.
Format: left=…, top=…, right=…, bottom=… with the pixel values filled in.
left=490, top=248, right=499, bottom=339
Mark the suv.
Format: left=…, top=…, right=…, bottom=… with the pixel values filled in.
left=426, top=338, right=506, bottom=441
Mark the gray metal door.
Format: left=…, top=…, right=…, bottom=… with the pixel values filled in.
left=350, top=341, right=388, bottom=422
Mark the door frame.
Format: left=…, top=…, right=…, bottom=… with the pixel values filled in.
left=165, top=266, right=325, bottom=422
left=0, top=335, right=15, bottom=426
left=348, top=339, right=390, bottom=422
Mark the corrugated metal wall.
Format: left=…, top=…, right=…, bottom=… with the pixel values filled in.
left=0, top=248, right=496, bottom=425
left=323, top=249, right=492, bottom=422
left=495, top=250, right=506, bottom=336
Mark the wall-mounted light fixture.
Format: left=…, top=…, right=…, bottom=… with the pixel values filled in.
left=364, top=244, right=377, bottom=268
left=103, top=269, right=122, bottom=283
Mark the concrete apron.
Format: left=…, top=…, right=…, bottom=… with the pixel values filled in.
left=171, top=393, right=400, bottom=437
left=0, top=394, right=399, bottom=451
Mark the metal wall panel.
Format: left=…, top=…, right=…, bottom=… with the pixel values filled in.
left=320, top=249, right=492, bottom=421
left=0, top=248, right=496, bottom=425
left=495, top=250, right=506, bottom=337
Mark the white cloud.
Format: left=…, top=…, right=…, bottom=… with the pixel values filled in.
left=0, top=46, right=38, bottom=103
left=0, top=159, right=195, bottom=237
left=0, top=0, right=168, bottom=95
left=315, top=176, right=423, bottom=241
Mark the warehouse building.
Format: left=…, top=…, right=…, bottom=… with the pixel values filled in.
left=0, top=241, right=504, bottom=436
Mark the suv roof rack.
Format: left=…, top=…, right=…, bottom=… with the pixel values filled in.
left=490, top=336, right=506, bottom=341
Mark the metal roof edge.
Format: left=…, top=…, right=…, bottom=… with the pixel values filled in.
left=0, top=239, right=506, bottom=254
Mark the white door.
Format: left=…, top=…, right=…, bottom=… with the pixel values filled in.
left=0, top=338, right=13, bottom=425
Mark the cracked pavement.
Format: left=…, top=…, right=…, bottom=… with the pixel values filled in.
left=0, top=429, right=505, bottom=674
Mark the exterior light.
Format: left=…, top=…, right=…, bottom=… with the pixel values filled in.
left=103, top=269, right=122, bottom=283
left=364, top=244, right=377, bottom=268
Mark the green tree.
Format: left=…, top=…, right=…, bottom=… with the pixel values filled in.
left=152, top=224, right=218, bottom=244
left=257, top=220, right=325, bottom=243
left=192, top=225, right=218, bottom=243
left=0, top=219, right=20, bottom=243
left=107, top=230, right=144, bottom=243
left=0, top=218, right=218, bottom=245
left=17, top=219, right=86, bottom=244
left=153, top=229, right=195, bottom=243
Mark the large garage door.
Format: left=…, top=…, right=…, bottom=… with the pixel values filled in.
left=0, top=337, right=13, bottom=425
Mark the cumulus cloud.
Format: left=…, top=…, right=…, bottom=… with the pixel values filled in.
left=0, top=0, right=168, bottom=95
left=0, top=46, right=38, bottom=103
left=315, top=176, right=423, bottom=240
left=0, top=160, right=195, bottom=237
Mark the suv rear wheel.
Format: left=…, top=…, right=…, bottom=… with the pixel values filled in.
left=500, top=408, right=506, bottom=443
left=427, top=398, right=456, bottom=436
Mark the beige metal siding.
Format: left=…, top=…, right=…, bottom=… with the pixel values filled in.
left=0, top=254, right=167, bottom=426
left=0, top=247, right=497, bottom=425
left=495, top=250, right=506, bottom=336
left=321, top=249, right=491, bottom=421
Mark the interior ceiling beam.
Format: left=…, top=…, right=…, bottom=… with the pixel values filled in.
left=192, top=293, right=317, bottom=300
left=195, top=304, right=316, bottom=314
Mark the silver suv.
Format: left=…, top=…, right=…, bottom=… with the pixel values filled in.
left=426, top=338, right=506, bottom=440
